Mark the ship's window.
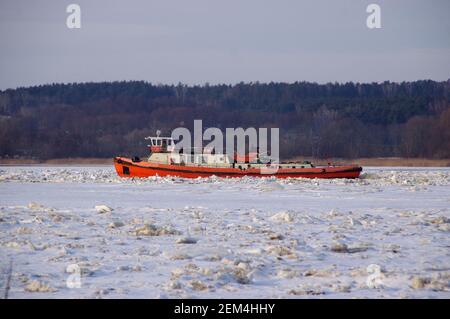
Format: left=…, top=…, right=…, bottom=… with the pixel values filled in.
left=152, top=139, right=156, bottom=145
left=157, top=139, right=162, bottom=146
left=122, top=166, right=130, bottom=175
left=168, top=140, right=172, bottom=145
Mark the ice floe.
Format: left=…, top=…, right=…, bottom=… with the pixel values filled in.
left=0, top=166, right=449, bottom=298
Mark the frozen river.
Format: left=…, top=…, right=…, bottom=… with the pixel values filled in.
left=0, top=166, right=449, bottom=298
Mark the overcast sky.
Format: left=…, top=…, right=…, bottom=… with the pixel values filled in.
left=0, top=0, right=449, bottom=90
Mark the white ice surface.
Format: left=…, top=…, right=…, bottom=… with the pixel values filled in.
left=0, top=166, right=449, bottom=298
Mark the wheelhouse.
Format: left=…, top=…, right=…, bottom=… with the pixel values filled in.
left=145, top=135, right=174, bottom=153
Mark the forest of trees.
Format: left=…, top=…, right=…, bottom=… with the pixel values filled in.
left=0, top=80, right=449, bottom=160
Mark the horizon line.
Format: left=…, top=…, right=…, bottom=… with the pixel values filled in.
left=2, top=78, right=450, bottom=92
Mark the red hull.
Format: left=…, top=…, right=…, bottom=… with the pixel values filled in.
left=114, top=157, right=362, bottom=179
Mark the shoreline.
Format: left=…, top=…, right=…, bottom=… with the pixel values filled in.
left=1, top=157, right=450, bottom=167
left=0, top=158, right=113, bottom=165
left=288, top=157, right=450, bottom=167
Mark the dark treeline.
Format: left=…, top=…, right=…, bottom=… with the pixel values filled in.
left=0, top=80, right=449, bottom=160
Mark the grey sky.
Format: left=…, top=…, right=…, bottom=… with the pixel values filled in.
left=0, top=0, right=449, bottom=90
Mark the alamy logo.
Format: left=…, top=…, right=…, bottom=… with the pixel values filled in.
left=65, top=4, right=380, bottom=30
left=366, top=4, right=381, bottom=29
left=171, top=120, right=280, bottom=173
left=66, top=4, right=81, bottom=29
left=366, top=3, right=381, bottom=29
left=366, top=264, right=384, bottom=288
left=66, top=264, right=81, bottom=288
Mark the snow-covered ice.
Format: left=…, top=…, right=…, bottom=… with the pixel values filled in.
left=0, top=166, right=449, bottom=298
